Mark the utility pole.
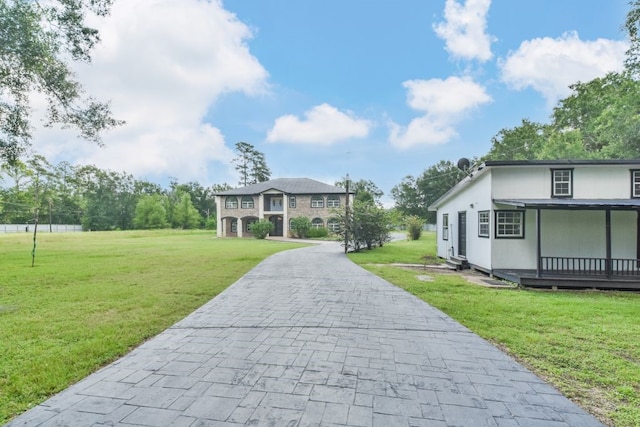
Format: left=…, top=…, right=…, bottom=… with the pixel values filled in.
left=344, top=174, right=350, bottom=254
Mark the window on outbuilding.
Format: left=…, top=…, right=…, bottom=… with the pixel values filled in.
left=551, top=169, right=573, bottom=198
left=495, top=210, right=524, bottom=238
left=478, top=211, right=490, bottom=238
left=311, top=195, right=324, bottom=208
left=241, top=196, right=254, bottom=209
left=312, top=218, right=324, bottom=228
left=442, top=214, right=449, bottom=240
left=327, top=195, right=340, bottom=208
left=225, top=196, right=238, bottom=209
left=632, top=170, right=640, bottom=198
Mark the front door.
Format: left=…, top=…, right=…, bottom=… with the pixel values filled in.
left=269, top=215, right=283, bottom=236
left=458, top=211, right=467, bottom=257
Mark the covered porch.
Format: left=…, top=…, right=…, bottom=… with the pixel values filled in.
left=493, top=198, right=640, bottom=290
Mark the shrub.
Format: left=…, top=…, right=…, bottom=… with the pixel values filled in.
left=307, top=227, right=328, bottom=238
left=205, top=217, right=217, bottom=230
left=290, top=216, right=312, bottom=238
left=250, top=219, right=274, bottom=239
left=406, top=216, right=423, bottom=241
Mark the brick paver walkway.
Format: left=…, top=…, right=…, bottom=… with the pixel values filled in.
left=7, top=242, right=603, bottom=426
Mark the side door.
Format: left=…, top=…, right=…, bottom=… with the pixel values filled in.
left=458, top=211, right=467, bottom=257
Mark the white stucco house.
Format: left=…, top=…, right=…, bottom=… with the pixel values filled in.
left=428, top=160, right=640, bottom=289
left=215, top=178, right=353, bottom=238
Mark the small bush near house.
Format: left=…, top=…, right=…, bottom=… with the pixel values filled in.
left=205, top=217, right=217, bottom=230
left=307, top=227, right=328, bottom=238
left=406, top=216, right=423, bottom=241
left=290, top=216, right=312, bottom=238
left=250, top=219, right=274, bottom=239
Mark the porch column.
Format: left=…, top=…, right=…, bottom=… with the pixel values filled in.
left=215, top=196, right=222, bottom=237
left=237, top=218, right=243, bottom=238
left=536, top=208, right=541, bottom=278
left=606, top=209, right=611, bottom=278
left=258, top=194, right=265, bottom=219
left=283, top=194, right=289, bottom=237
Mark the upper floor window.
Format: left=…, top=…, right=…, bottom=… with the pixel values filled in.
left=269, top=197, right=283, bottom=211
left=632, top=170, right=640, bottom=198
left=289, top=196, right=297, bottom=208
left=442, top=214, right=449, bottom=240
left=327, top=195, right=340, bottom=208
left=312, top=218, right=324, bottom=228
left=495, top=210, right=524, bottom=239
left=241, top=196, right=254, bottom=209
left=551, top=169, right=573, bottom=198
left=478, top=211, right=490, bottom=238
left=225, top=196, right=238, bottom=209
left=311, top=195, right=324, bottom=208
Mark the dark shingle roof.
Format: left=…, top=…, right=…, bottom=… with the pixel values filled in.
left=215, top=178, right=348, bottom=196
left=484, top=159, right=640, bottom=167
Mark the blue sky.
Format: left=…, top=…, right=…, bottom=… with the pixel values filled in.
left=31, top=0, right=629, bottom=205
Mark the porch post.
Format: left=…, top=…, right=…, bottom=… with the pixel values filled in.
left=536, top=208, right=541, bottom=278
left=605, top=209, right=612, bottom=278
left=215, top=196, right=222, bottom=238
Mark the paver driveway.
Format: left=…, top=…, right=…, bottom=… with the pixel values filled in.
left=7, top=242, right=603, bottom=426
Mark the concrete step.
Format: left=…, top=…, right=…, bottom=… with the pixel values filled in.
left=446, top=256, right=469, bottom=270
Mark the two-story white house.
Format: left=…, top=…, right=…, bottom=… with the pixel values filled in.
left=215, top=178, right=352, bottom=238
left=428, top=160, right=640, bottom=289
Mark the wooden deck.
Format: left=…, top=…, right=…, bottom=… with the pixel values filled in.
left=492, top=269, right=640, bottom=290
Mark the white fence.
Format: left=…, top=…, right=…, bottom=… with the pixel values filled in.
left=0, top=224, right=83, bottom=233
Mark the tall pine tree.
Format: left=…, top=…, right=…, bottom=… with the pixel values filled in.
left=233, top=142, right=271, bottom=186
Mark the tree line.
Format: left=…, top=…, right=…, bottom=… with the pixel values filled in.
left=0, top=156, right=224, bottom=230
left=0, top=142, right=272, bottom=231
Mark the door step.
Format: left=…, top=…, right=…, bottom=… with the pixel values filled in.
left=446, top=256, right=469, bottom=271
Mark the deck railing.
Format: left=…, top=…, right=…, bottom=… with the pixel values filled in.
left=611, top=259, right=640, bottom=276
left=540, top=257, right=640, bottom=277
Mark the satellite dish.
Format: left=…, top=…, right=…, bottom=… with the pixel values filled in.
left=457, top=157, right=470, bottom=171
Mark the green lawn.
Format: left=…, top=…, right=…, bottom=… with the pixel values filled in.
left=2, top=231, right=638, bottom=426
left=349, top=233, right=640, bottom=427
left=0, top=230, right=303, bottom=424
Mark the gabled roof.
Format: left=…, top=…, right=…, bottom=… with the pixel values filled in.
left=429, top=159, right=640, bottom=210
left=215, top=178, right=348, bottom=196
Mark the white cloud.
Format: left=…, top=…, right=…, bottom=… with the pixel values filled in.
left=433, top=0, right=494, bottom=62
left=31, top=0, right=267, bottom=183
left=499, top=32, right=627, bottom=105
left=389, top=76, right=492, bottom=149
left=266, top=103, right=372, bottom=145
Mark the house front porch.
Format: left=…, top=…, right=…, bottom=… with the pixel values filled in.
left=493, top=257, right=640, bottom=290
left=492, top=198, right=640, bottom=290
left=493, top=265, right=640, bottom=290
